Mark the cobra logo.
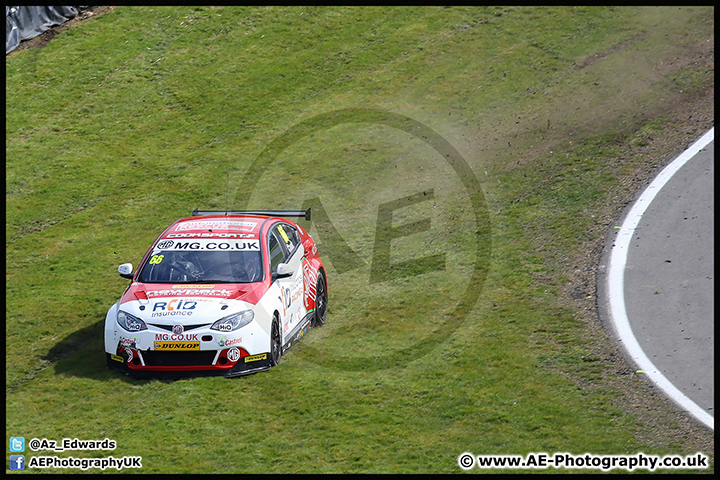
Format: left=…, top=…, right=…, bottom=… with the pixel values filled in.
left=303, top=261, right=317, bottom=308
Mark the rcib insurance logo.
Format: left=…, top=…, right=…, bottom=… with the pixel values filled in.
left=236, top=108, right=491, bottom=371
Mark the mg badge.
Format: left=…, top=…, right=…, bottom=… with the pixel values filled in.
left=172, top=324, right=184, bottom=335
left=227, top=347, right=241, bottom=362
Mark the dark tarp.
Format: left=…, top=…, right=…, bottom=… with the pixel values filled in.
left=6, top=6, right=79, bottom=55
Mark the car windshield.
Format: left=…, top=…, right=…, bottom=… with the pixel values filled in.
left=137, top=250, right=262, bottom=284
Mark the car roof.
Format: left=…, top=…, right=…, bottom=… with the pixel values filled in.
left=161, top=215, right=267, bottom=239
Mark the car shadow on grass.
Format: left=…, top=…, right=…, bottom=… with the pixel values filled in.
left=44, top=321, right=175, bottom=384
left=45, top=321, right=243, bottom=384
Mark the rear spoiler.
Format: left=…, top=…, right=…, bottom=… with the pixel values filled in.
left=192, top=208, right=311, bottom=221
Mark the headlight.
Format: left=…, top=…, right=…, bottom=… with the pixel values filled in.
left=117, top=310, right=148, bottom=332
left=211, top=310, right=254, bottom=332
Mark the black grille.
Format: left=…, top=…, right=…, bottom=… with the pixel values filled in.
left=140, top=350, right=217, bottom=366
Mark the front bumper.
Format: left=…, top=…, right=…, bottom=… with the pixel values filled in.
left=106, top=347, right=272, bottom=378
left=106, top=311, right=271, bottom=378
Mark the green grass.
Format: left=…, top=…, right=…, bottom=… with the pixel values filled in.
left=6, top=6, right=714, bottom=473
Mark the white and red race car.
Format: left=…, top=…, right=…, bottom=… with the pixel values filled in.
left=104, top=209, right=327, bottom=378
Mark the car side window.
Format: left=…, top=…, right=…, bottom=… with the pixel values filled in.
left=268, top=230, right=287, bottom=274
left=276, top=223, right=300, bottom=253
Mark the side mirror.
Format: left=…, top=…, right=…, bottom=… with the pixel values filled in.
left=273, top=262, right=294, bottom=280
left=118, top=263, right=134, bottom=280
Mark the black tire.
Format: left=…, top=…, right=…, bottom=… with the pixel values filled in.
left=270, top=316, right=282, bottom=366
left=312, top=272, right=328, bottom=327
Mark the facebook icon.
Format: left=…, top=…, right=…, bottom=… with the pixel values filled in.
left=10, top=455, right=25, bottom=470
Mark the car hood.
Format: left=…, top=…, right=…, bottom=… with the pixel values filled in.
left=119, top=282, right=267, bottom=325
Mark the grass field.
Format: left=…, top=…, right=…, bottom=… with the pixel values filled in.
left=6, top=6, right=714, bottom=473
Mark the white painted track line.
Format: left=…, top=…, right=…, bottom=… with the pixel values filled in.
left=607, top=127, right=714, bottom=430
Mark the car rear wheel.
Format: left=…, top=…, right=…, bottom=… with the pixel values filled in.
left=270, top=316, right=282, bottom=366
left=313, top=272, right=327, bottom=327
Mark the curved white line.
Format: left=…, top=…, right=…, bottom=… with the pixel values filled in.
left=607, top=127, right=714, bottom=430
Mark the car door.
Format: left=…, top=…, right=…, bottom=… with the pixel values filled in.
left=268, top=223, right=306, bottom=344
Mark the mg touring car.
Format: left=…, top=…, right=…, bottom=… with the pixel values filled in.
left=104, top=209, right=327, bottom=378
